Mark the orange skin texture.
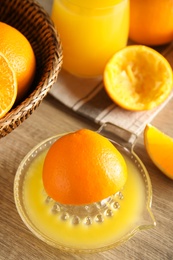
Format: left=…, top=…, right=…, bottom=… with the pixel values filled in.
left=42, top=129, right=128, bottom=205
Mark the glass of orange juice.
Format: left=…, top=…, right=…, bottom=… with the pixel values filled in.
left=51, top=0, right=129, bottom=78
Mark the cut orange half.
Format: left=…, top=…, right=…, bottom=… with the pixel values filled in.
left=0, top=53, right=17, bottom=119
left=104, top=45, right=173, bottom=111
left=43, top=129, right=127, bottom=205
left=144, top=124, right=173, bottom=180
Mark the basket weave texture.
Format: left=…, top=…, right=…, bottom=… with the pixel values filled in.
left=0, top=0, right=63, bottom=138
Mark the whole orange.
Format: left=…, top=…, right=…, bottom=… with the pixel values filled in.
left=42, top=129, right=128, bottom=205
left=129, top=0, right=173, bottom=46
left=0, top=22, right=36, bottom=103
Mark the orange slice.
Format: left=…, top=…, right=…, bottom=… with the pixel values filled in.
left=0, top=53, right=17, bottom=119
left=0, top=22, right=36, bottom=103
left=144, top=124, right=173, bottom=180
left=104, top=45, right=173, bottom=111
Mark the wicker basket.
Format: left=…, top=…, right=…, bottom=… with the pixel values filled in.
left=0, top=0, right=63, bottom=138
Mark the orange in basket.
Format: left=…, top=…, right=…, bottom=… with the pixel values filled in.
left=103, top=45, right=173, bottom=111
left=0, top=53, right=17, bottom=119
left=144, top=124, right=173, bottom=180
left=129, top=0, right=173, bottom=46
left=42, top=129, right=128, bottom=205
left=0, top=22, right=36, bottom=103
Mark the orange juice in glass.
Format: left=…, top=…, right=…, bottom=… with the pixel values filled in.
left=51, top=0, right=129, bottom=77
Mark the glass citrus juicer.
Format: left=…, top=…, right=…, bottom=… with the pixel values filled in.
left=14, top=123, right=156, bottom=253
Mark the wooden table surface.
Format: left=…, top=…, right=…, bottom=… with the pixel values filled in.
left=0, top=1, right=173, bottom=259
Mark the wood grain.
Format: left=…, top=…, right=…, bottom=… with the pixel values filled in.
left=0, top=94, right=173, bottom=260
left=0, top=0, right=173, bottom=259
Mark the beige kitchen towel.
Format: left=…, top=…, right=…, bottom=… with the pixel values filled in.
left=50, top=43, right=173, bottom=136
